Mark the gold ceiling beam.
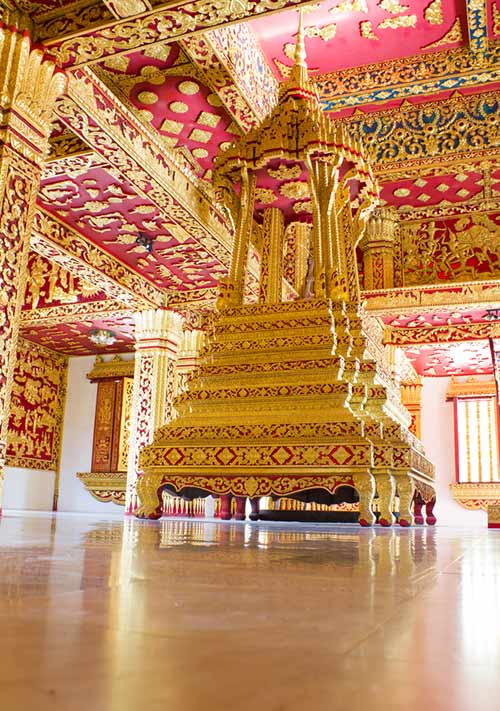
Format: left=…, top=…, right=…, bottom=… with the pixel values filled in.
left=181, top=25, right=278, bottom=132
left=363, top=280, right=500, bottom=315
left=31, top=208, right=164, bottom=309
left=21, top=299, right=132, bottom=328
left=384, top=321, right=500, bottom=346
left=318, top=42, right=499, bottom=111
left=37, top=0, right=321, bottom=66
left=57, top=68, right=233, bottom=265
left=102, top=0, right=152, bottom=20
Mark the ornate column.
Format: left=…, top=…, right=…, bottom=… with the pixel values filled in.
left=353, top=472, right=376, bottom=527
left=375, top=472, right=395, bottom=527
left=359, top=208, right=398, bottom=290
left=0, top=22, right=66, bottom=509
left=126, top=309, right=184, bottom=514
left=259, top=207, right=285, bottom=304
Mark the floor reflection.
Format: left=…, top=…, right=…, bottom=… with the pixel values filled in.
left=1, top=513, right=499, bottom=711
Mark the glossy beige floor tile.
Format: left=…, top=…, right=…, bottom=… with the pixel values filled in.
left=0, top=512, right=499, bottom=710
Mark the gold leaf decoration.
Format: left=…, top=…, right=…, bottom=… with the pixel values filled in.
left=293, top=200, right=313, bottom=214
left=143, top=45, right=171, bottom=61
left=169, top=101, right=189, bottom=113
left=196, top=111, right=221, bottom=128
left=178, top=80, right=200, bottom=95
left=283, top=42, right=296, bottom=59
left=189, top=128, right=212, bottom=143
left=280, top=181, right=310, bottom=199
left=360, top=20, right=379, bottom=39
left=330, top=0, right=367, bottom=14
left=137, top=91, right=158, bottom=105
left=423, top=17, right=463, bottom=48
left=378, top=15, right=417, bottom=29
left=378, top=0, right=409, bottom=13
left=268, top=164, right=302, bottom=180
left=424, top=0, right=444, bottom=25
left=304, top=23, right=337, bottom=41
left=274, top=58, right=292, bottom=79
left=160, top=118, right=183, bottom=134
left=493, top=3, right=500, bottom=36
left=255, top=188, right=277, bottom=204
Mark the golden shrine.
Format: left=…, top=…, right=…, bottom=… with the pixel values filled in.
left=137, top=18, right=436, bottom=526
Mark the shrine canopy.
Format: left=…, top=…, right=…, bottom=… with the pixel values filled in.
left=213, top=11, right=379, bottom=228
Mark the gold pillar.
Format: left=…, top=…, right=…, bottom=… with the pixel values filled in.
left=126, top=309, right=184, bottom=514
left=259, top=207, right=285, bottom=303
left=226, top=167, right=256, bottom=306
left=0, top=24, right=65, bottom=507
left=359, top=207, right=398, bottom=290
left=284, top=222, right=310, bottom=296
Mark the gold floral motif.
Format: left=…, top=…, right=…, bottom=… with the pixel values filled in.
left=450, top=483, right=500, bottom=511
left=378, top=0, right=409, bottom=14
left=279, top=181, right=310, bottom=199
left=77, top=471, right=127, bottom=505
left=424, top=0, right=443, bottom=25
left=268, top=164, right=302, bottom=180
left=423, top=17, right=463, bottom=48
left=378, top=15, right=417, bottom=29
left=137, top=90, right=158, bottom=105
left=255, top=188, right=277, bottom=204
left=304, top=23, right=337, bottom=41
left=330, top=0, right=367, bottom=14
left=360, top=21, right=379, bottom=39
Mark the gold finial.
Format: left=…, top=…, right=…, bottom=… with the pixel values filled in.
left=289, top=9, right=309, bottom=87
left=294, top=9, right=307, bottom=68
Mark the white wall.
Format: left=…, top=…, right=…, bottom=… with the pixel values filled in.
left=3, top=467, right=55, bottom=511
left=420, top=376, right=486, bottom=527
left=57, top=355, right=111, bottom=513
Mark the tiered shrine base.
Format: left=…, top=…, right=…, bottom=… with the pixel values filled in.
left=138, top=299, right=436, bottom=526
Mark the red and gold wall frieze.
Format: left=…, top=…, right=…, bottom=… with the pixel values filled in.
left=363, top=280, right=500, bottom=313
left=6, top=339, right=68, bottom=472
left=384, top=320, right=500, bottom=345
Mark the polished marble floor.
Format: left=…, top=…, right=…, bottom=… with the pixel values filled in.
left=0, top=512, right=499, bottom=710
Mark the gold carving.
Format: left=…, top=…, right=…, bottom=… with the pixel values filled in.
left=169, top=101, right=189, bottom=113
left=6, top=339, right=68, bottom=473
left=77, top=471, right=126, bottom=505
left=423, top=17, right=463, bottom=48
left=178, top=80, right=200, bottom=95
left=450, top=483, right=500, bottom=511
left=279, top=181, right=310, bottom=199
left=196, top=111, right=221, bottom=128
left=135, top=22, right=434, bottom=524
left=378, top=15, right=417, bottom=29
left=189, top=128, right=212, bottom=143
left=137, top=90, right=158, bottom=105
left=255, top=188, right=278, bottom=204
left=360, top=21, right=379, bottom=39
left=304, top=23, right=337, bottom=41
left=330, top=0, right=367, bottom=13
left=268, top=165, right=302, bottom=180
left=424, top=0, right=443, bottom=25
left=87, top=355, right=135, bottom=380
left=378, top=0, right=409, bottom=13
left=446, top=377, right=497, bottom=399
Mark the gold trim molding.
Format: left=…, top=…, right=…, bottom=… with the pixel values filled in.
left=446, top=377, right=497, bottom=400
left=450, top=482, right=500, bottom=511
left=87, top=355, right=135, bottom=381
left=77, top=471, right=126, bottom=505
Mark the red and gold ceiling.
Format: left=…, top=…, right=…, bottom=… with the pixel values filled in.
left=5, top=0, right=498, bottom=375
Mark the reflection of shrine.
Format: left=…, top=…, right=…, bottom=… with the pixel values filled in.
left=137, top=17, right=436, bottom=527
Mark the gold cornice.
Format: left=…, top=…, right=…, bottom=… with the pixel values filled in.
left=363, top=280, right=500, bottom=313
left=446, top=377, right=497, bottom=399
left=77, top=471, right=126, bottom=505
left=20, top=300, right=131, bottom=327
left=385, top=322, right=500, bottom=346
left=450, top=482, right=500, bottom=511
left=87, top=355, right=135, bottom=380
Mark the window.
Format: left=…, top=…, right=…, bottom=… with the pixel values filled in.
left=455, top=396, right=499, bottom=483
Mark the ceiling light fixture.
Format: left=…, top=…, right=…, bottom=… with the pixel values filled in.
left=89, top=329, right=117, bottom=347
left=135, top=232, right=154, bottom=253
